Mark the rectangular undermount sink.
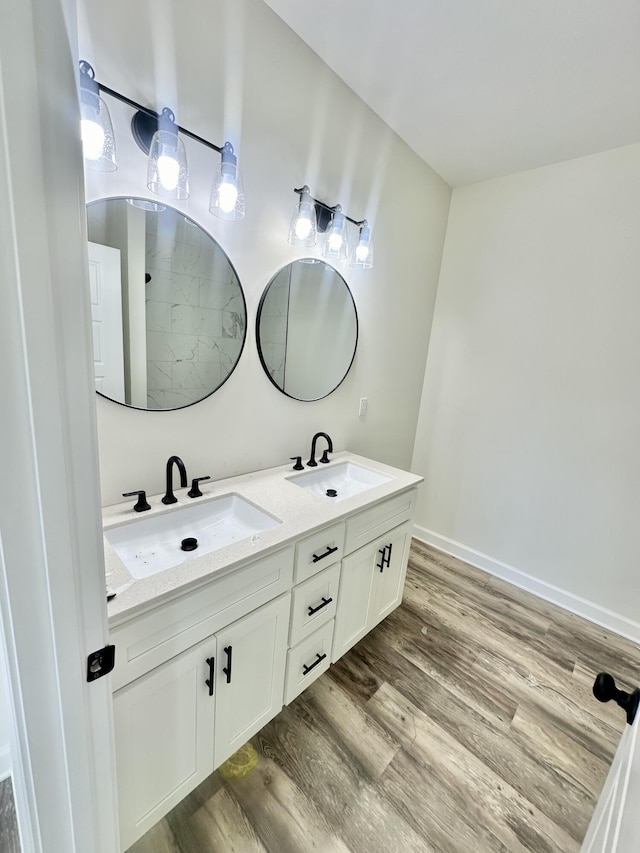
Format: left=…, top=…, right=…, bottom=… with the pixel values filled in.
left=286, top=461, right=392, bottom=501
left=105, top=494, right=281, bottom=579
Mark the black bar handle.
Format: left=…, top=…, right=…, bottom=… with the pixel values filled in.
left=307, top=596, right=333, bottom=617
left=188, top=476, right=211, bottom=498
left=205, top=656, right=215, bottom=697
left=302, top=652, right=327, bottom=676
left=312, top=545, right=338, bottom=563
left=376, top=543, right=393, bottom=572
left=122, top=490, right=151, bottom=512
left=593, top=672, right=640, bottom=725
left=223, top=645, right=233, bottom=684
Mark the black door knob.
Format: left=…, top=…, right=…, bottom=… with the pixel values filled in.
left=593, top=672, right=640, bottom=726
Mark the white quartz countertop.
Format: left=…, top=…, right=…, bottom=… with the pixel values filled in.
left=104, top=451, right=423, bottom=626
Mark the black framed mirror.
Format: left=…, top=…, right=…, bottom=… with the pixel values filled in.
left=86, top=197, right=246, bottom=411
left=256, top=259, right=358, bottom=401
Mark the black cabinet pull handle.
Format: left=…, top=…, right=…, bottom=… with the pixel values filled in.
left=223, top=646, right=233, bottom=684
left=593, top=672, right=640, bottom=725
left=205, top=656, right=215, bottom=697
left=377, top=543, right=393, bottom=572
left=302, top=652, right=327, bottom=676
left=312, top=545, right=338, bottom=563
left=307, top=596, right=333, bottom=616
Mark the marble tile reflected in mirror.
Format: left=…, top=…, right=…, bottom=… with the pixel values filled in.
left=86, top=198, right=246, bottom=411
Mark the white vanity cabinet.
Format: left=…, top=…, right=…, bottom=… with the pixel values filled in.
left=332, top=489, right=417, bottom=662
left=105, top=457, right=422, bottom=852
left=111, top=547, right=294, bottom=850
left=113, top=635, right=216, bottom=850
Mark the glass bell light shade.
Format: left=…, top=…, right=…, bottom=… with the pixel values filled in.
left=210, top=142, right=245, bottom=220
left=323, top=207, right=349, bottom=261
left=79, top=62, right=117, bottom=171
left=288, top=190, right=317, bottom=247
left=147, top=110, right=189, bottom=200
left=349, top=223, right=374, bottom=269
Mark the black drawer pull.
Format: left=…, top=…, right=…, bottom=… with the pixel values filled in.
left=312, top=545, right=338, bottom=563
left=302, top=652, right=327, bottom=676
left=205, top=656, right=215, bottom=697
left=307, top=596, right=333, bottom=617
left=222, top=645, right=233, bottom=684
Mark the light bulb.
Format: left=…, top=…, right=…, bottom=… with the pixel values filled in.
left=328, top=231, right=343, bottom=252
left=294, top=215, right=312, bottom=240
left=156, top=154, right=180, bottom=191
left=81, top=119, right=106, bottom=161
left=355, top=243, right=369, bottom=262
left=218, top=178, right=239, bottom=214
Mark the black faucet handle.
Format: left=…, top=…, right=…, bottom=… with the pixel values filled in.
left=123, top=490, right=151, bottom=512
left=290, top=456, right=304, bottom=471
left=319, top=449, right=331, bottom=464
left=187, top=476, right=211, bottom=498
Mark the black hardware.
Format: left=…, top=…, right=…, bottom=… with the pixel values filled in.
left=593, top=673, right=640, bottom=726
left=223, top=646, right=233, bottom=684
left=319, top=450, right=331, bottom=464
left=79, top=61, right=228, bottom=157
left=377, top=543, right=392, bottom=572
left=86, top=645, right=115, bottom=683
left=187, top=476, right=211, bottom=498
left=106, top=590, right=116, bottom=602
left=162, top=455, right=188, bottom=504
left=326, top=489, right=338, bottom=498
left=302, top=652, right=327, bottom=676
left=307, top=596, right=333, bottom=617
left=122, top=490, right=151, bottom=512
left=290, top=456, right=304, bottom=471
left=312, top=545, right=338, bottom=563
left=181, top=537, right=198, bottom=552
left=307, top=432, right=333, bottom=467
left=294, top=186, right=367, bottom=233
left=205, top=657, right=215, bottom=697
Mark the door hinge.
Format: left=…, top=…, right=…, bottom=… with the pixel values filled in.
left=86, top=645, right=115, bottom=682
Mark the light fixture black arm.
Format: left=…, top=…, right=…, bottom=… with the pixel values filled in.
left=79, top=61, right=227, bottom=155
left=293, top=185, right=367, bottom=229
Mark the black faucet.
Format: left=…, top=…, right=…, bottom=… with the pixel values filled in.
left=162, top=455, right=188, bottom=504
left=307, top=432, right=333, bottom=467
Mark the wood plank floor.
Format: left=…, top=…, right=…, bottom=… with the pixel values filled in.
left=127, top=541, right=640, bottom=853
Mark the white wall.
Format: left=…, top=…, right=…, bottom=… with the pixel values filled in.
left=79, top=0, right=451, bottom=506
left=0, top=632, right=10, bottom=781
left=412, top=143, right=640, bottom=638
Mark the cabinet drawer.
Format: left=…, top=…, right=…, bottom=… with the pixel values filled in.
left=111, top=546, right=294, bottom=690
left=294, top=521, right=345, bottom=584
left=344, top=488, right=417, bottom=555
left=289, top=562, right=341, bottom=646
left=284, top=620, right=334, bottom=705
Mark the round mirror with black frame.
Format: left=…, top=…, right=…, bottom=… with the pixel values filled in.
left=256, top=259, right=358, bottom=401
left=86, top=197, right=246, bottom=411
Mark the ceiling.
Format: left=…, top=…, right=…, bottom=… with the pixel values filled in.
left=262, top=0, right=640, bottom=187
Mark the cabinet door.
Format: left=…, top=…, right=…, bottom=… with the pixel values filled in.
left=113, top=636, right=216, bottom=851
left=214, top=594, right=290, bottom=767
left=332, top=544, right=376, bottom=663
left=369, top=520, right=413, bottom=629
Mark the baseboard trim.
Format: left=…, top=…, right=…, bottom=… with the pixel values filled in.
left=0, top=745, right=11, bottom=782
left=413, top=525, right=640, bottom=644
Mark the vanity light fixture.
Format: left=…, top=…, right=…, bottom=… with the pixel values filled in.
left=78, top=61, right=245, bottom=218
left=289, top=186, right=373, bottom=268
left=79, top=61, right=117, bottom=171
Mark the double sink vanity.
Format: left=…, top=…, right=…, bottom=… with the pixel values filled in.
left=103, top=450, right=422, bottom=850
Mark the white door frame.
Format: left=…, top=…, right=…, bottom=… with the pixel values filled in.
left=0, top=0, right=119, bottom=850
